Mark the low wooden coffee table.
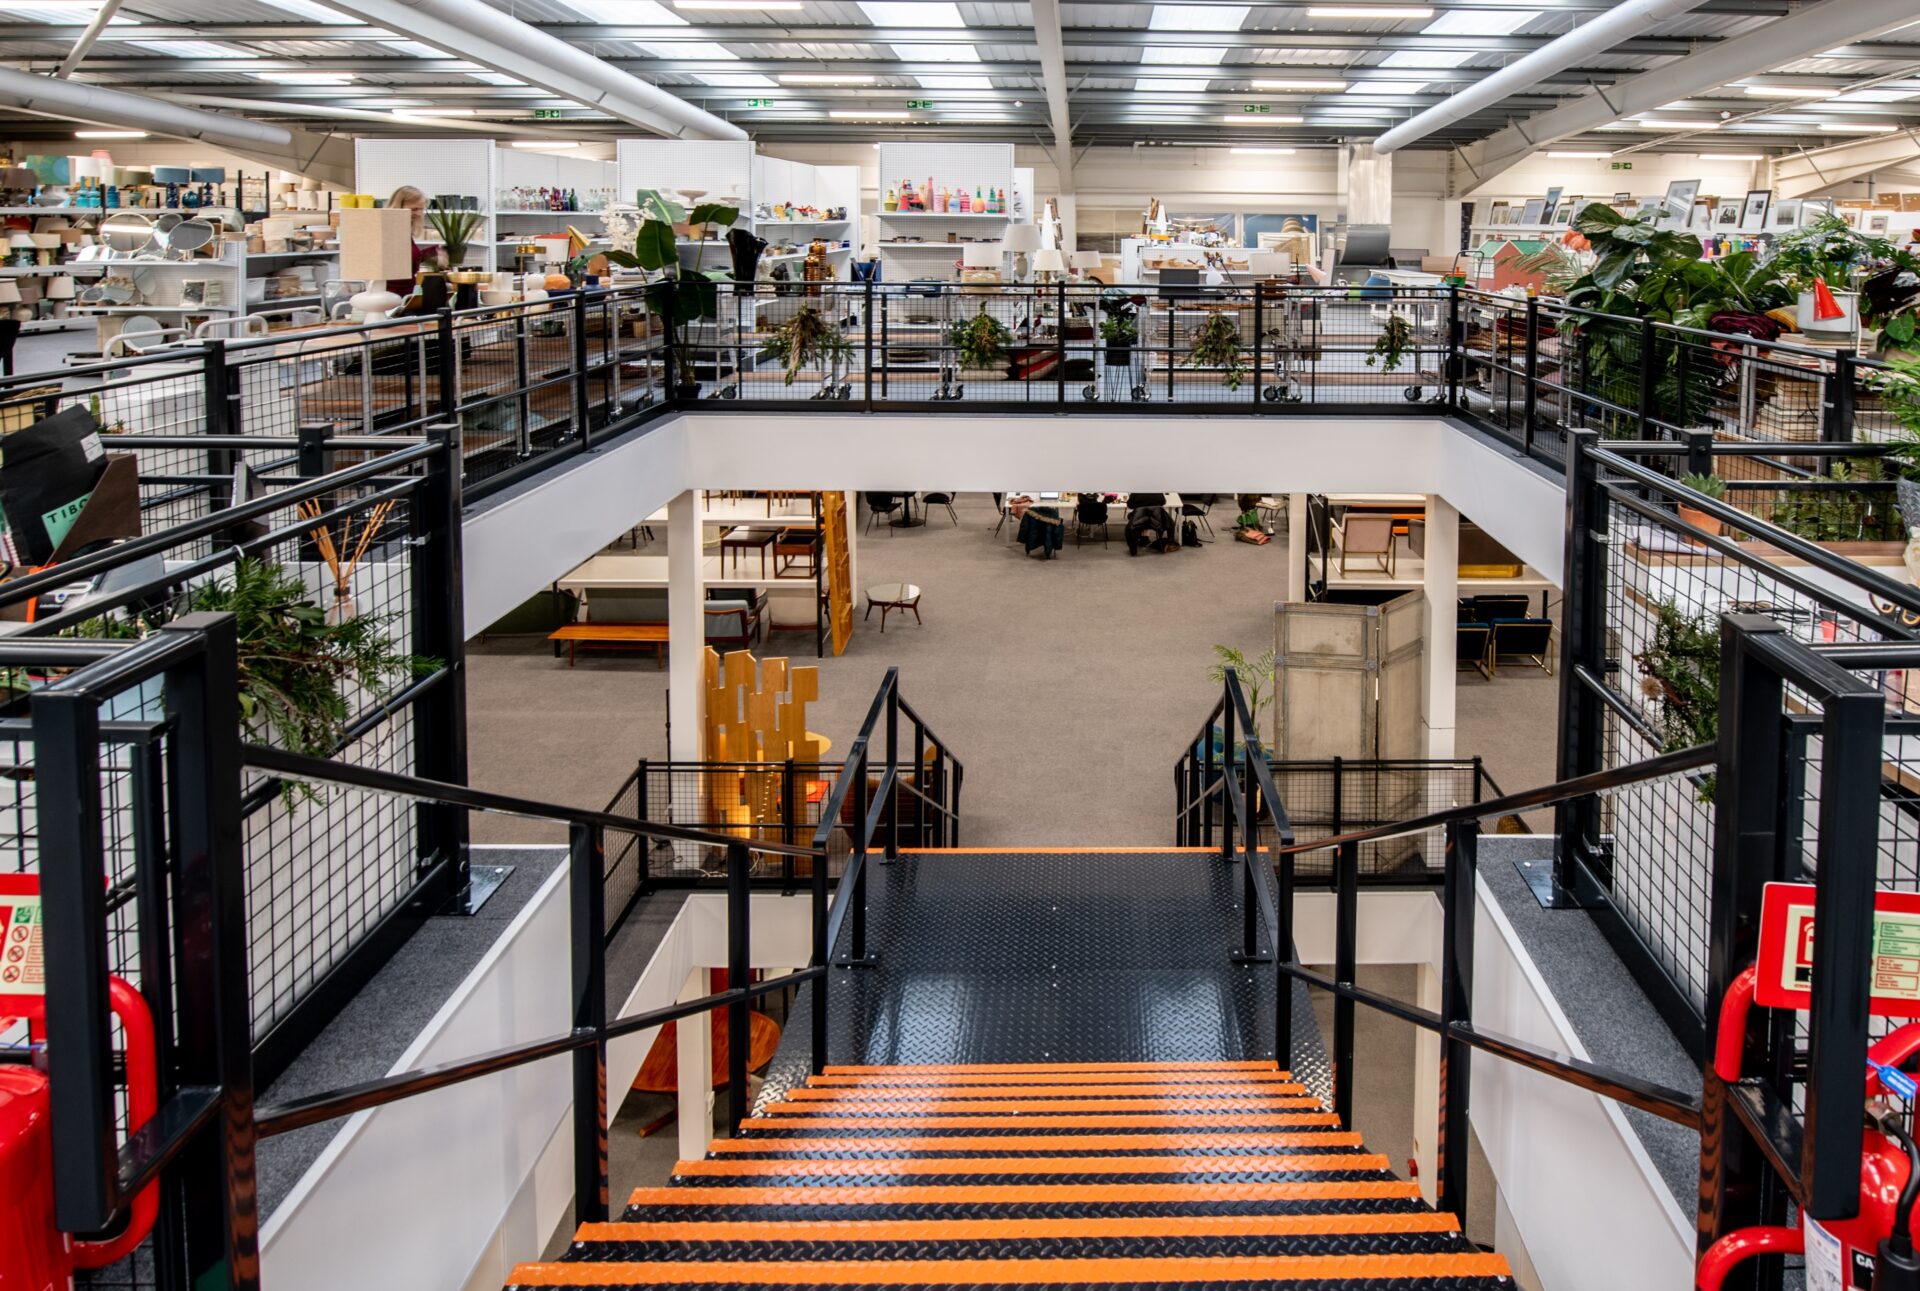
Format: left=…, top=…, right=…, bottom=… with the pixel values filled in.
left=864, top=583, right=923, bottom=633
left=720, top=526, right=780, bottom=576
left=548, top=622, right=669, bottom=667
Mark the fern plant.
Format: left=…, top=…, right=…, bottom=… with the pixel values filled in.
left=947, top=308, right=1011, bottom=371
left=1188, top=312, right=1246, bottom=391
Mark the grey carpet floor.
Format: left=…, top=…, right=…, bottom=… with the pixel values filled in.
left=466, top=491, right=1561, bottom=844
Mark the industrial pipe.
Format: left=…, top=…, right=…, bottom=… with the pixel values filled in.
left=0, top=64, right=293, bottom=148
left=318, top=0, right=746, bottom=141
left=1373, top=0, right=1713, bottom=155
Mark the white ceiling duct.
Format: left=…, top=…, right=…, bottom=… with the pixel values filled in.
left=317, top=0, right=746, bottom=141
left=1373, top=0, right=1712, bottom=155
left=0, top=63, right=293, bottom=148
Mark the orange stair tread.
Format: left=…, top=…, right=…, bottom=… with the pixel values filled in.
left=626, top=1181, right=1424, bottom=1206
left=573, top=1213, right=1462, bottom=1243
left=509, top=1253, right=1512, bottom=1285
left=787, top=1085, right=1308, bottom=1099
left=762, top=1099, right=1322, bottom=1115
left=823, top=1062, right=1279, bottom=1074
left=675, top=1154, right=1387, bottom=1178
left=710, top=1133, right=1366, bottom=1153
left=741, top=1114, right=1343, bottom=1130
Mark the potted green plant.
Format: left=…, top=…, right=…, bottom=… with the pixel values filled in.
left=604, top=188, right=740, bottom=398
left=1205, top=643, right=1278, bottom=759
left=760, top=303, right=853, bottom=386
left=1099, top=311, right=1137, bottom=366
left=424, top=207, right=484, bottom=271
left=1768, top=214, right=1920, bottom=336
left=1635, top=599, right=1719, bottom=802
left=1675, top=471, right=1727, bottom=539
left=1188, top=311, right=1246, bottom=391
left=1366, top=311, right=1412, bottom=373
left=1865, top=358, right=1920, bottom=531
left=947, top=307, right=1011, bottom=374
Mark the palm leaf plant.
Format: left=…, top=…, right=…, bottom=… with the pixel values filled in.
left=761, top=303, right=853, bottom=386
left=604, top=188, right=740, bottom=394
left=423, top=207, right=484, bottom=269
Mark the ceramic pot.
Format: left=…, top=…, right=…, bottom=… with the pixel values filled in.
left=1676, top=502, right=1723, bottom=541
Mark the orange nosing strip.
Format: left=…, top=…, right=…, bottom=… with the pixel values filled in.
left=572, top=1213, right=1461, bottom=1243
left=509, top=1253, right=1510, bottom=1285
left=739, top=1114, right=1343, bottom=1130
left=710, top=1133, right=1366, bottom=1153
left=822, top=1063, right=1278, bottom=1074
left=810, top=1072, right=1300, bottom=1087
left=762, top=1098, right=1323, bottom=1114
left=674, top=1154, right=1388, bottom=1179
left=787, top=1085, right=1308, bottom=1100
left=624, top=1182, right=1423, bottom=1207
left=894, top=847, right=1267, bottom=854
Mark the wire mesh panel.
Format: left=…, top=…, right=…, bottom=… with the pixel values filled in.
left=1261, top=759, right=1483, bottom=881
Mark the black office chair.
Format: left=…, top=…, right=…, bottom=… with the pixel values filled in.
left=923, top=490, right=960, bottom=526
left=1488, top=618, right=1554, bottom=676
left=864, top=491, right=903, bottom=534
left=1181, top=493, right=1218, bottom=540
left=1457, top=623, right=1491, bottom=678
left=1074, top=494, right=1110, bottom=547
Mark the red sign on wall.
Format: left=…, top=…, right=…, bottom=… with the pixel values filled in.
left=1756, top=880, right=1920, bottom=1016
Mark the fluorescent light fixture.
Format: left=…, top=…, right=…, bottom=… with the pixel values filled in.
left=510, top=140, right=583, bottom=148
left=1383, top=50, right=1467, bottom=68
left=1422, top=7, right=1536, bottom=36
left=1548, top=150, right=1611, bottom=158
left=1142, top=45, right=1226, bottom=66
left=74, top=129, right=149, bottom=138
left=696, top=72, right=777, bottom=86
left=394, top=107, right=477, bottom=116
left=253, top=71, right=353, bottom=83
left=916, top=74, right=993, bottom=89
left=1306, top=6, right=1434, bottom=17
left=566, top=0, right=685, bottom=20
left=674, top=0, right=802, bottom=8
left=1222, top=114, right=1303, bottom=124
left=1230, top=146, right=1296, bottom=154
left=1345, top=80, right=1426, bottom=95
left=831, top=109, right=911, bottom=119
left=778, top=73, right=876, bottom=83
left=256, top=0, right=363, bottom=20
left=1250, top=79, right=1348, bottom=91
left=1136, top=78, right=1202, bottom=91
left=1820, top=121, right=1899, bottom=132
left=1148, top=5, right=1249, bottom=32
left=857, top=0, right=964, bottom=25
left=1634, top=118, right=1719, bottom=129
left=1743, top=85, right=1832, bottom=98
left=1700, top=152, right=1764, bottom=160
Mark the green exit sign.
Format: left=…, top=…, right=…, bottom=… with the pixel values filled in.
left=745, top=98, right=777, bottom=108
left=906, top=99, right=933, bottom=109
left=533, top=108, right=565, bottom=119
left=1243, top=103, right=1271, bottom=114
left=1611, top=160, right=1634, bottom=170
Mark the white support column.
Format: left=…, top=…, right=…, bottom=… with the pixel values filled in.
left=668, top=490, right=705, bottom=761
left=1285, top=493, right=1308, bottom=603
left=1422, top=495, right=1459, bottom=759
left=675, top=968, right=715, bottom=1161
left=1413, top=962, right=1441, bottom=1206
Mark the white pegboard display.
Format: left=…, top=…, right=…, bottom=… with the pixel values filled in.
left=355, top=138, right=496, bottom=208
left=617, top=139, right=756, bottom=208
left=496, top=150, right=616, bottom=210
left=876, top=142, right=1012, bottom=207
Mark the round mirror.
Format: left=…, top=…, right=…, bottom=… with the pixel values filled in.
left=99, top=211, right=155, bottom=255
left=167, top=219, right=215, bottom=255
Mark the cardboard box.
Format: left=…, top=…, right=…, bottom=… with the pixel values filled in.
left=338, top=206, right=412, bottom=284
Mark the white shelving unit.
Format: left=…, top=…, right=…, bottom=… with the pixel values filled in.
left=873, top=142, right=1014, bottom=281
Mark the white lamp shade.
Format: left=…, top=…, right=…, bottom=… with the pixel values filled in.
left=8, top=234, right=34, bottom=250
left=1032, top=248, right=1066, bottom=272
left=962, top=243, right=1002, bottom=268
left=1000, top=223, right=1042, bottom=253
left=1069, top=251, right=1102, bottom=270
left=44, top=276, right=76, bottom=300
left=0, top=282, right=19, bottom=304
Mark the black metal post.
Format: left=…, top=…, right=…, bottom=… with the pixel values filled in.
left=1824, top=351, right=1856, bottom=448
left=1684, top=428, right=1714, bottom=482
left=811, top=823, right=829, bottom=1074
left=412, top=424, right=471, bottom=909
left=883, top=684, right=900, bottom=862
left=1553, top=430, right=1608, bottom=902
left=1240, top=732, right=1259, bottom=960
left=435, top=308, right=457, bottom=420
left=1056, top=280, right=1068, bottom=406
left=635, top=759, right=652, bottom=892
left=1636, top=316, right=1657, bottom=436
left=726, top=839, right=751, bottom=1136
left=912, top=722, right=926, bottom=849
left=1333, top=838, right=1358, bottom=1130
left=1437, top=819, right=1478, bottom=1226
left=161, top=614, right=258, bottom=1289
left=851, top=751, right=869, bottom=962
left=568, top=822, right=608, bottom=1222
left=1445, top=286, right=1461, bottom=410
left=781, top=758, right=797, bottom=891
left=864, top=280, right=876, bottom=412
left=1276, top=846, right=1296, bottom=1068
left=1521, top=296, right=1539, bottom=458
left=1253, top=284, right=1265, bottom=409
left=1202, top=718, right=1217, bottom=849
left=201, top=339, right=237, bottom=512
left=571, top=288, right=591, bottom=447
left=1701, top=614, right=1788, bottom=1282
left=1220, top=685, right=1237, bottom=864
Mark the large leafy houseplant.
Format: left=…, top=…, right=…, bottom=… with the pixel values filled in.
left=1188, top=311, right=1247, bottom=391
left=947, top=307, right=1011, bottom=372
left=1366, top=312, right=1412, bottom=372
left=1635, top=599, right=1719, bottom=802
left=604, top=188, right=740, bottom=394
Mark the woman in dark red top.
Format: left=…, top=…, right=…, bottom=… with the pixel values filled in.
left=384, top=186, right=445, bottom=296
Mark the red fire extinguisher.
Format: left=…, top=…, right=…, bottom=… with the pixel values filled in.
left=0, top=976, right=160, bottom=1290
left=1698, top=965, right=1920, bottom=1291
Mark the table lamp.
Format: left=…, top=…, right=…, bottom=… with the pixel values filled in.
left=8, top=233, right=34, bottom=268
left=43, top=275, right=75, bottom=318
left=349, top=289, right=405, bottom=322
left=1032, top=247, right=1066, bottom=284
left=0, top=279, right=22, bottom=322
left=1069, top=250, right=1102, bottom=281
left=1001, top=223, right=1041, bottom=283
left=962, top=242, right=1002, bottom=281
left=338, top=206, right=413, bottom=290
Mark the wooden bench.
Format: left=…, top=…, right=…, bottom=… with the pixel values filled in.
left=548, top=622, right=669, bottom=667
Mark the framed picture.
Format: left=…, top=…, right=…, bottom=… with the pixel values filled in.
left=1489, top=200, right=1510, bottom=226
left=1771, top=198, right=1802, bottom=229
left=1866, top=211, right=1894, bottom=236
left=1552, top=197, right=1580, bottom=226
left=1659, top=178, right=1701, bottom=227
left=1741, top=189, right=1771, bottom=229
left=1519, top=197, right=1547, bottom=226
left=1797, top=200, right=1829, bottom=228
left=1542, top=186, right=1563, bottom=215
left=1840, top=207, right=1864, bottom=230
left=1715, top=198, right=1741, bottom=227
left=1690, top=201, right=1712, bottom=230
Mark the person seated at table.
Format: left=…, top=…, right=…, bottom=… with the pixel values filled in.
left=1126, top=503, right=1179, bottom=556
left=1126, top=492, right=1167, bottom=512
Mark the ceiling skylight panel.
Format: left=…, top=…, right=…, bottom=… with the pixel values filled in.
left=634, top=39, right=741, bottom=57
left=696, top=72, right=777, bottom=84
left=1147, top=5, right=1249, bottom=32
left=910, top=42, right=982, bottom=60
left=1141, top=45, right=1229, bottom=65
left=916, top=73, right=994, bottom=88
left=857, top=2, right=967, bottom=26
left=564, top=0, right=687, bottom=20
left=1381, top=50, right=1469, bottom=68
left=254, top=0, right=363, bottom=21
left=9, top=2, right=138, bottom=20
left=1345, top=79, right=1426, bottom=94
left=1421, top=7, right=1537, bottom=36
left=1135, top=77, right=1206, bottom=90
left=468, top=70, right=524, bottom=84
left=129, top=40, right=260, bottom=58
